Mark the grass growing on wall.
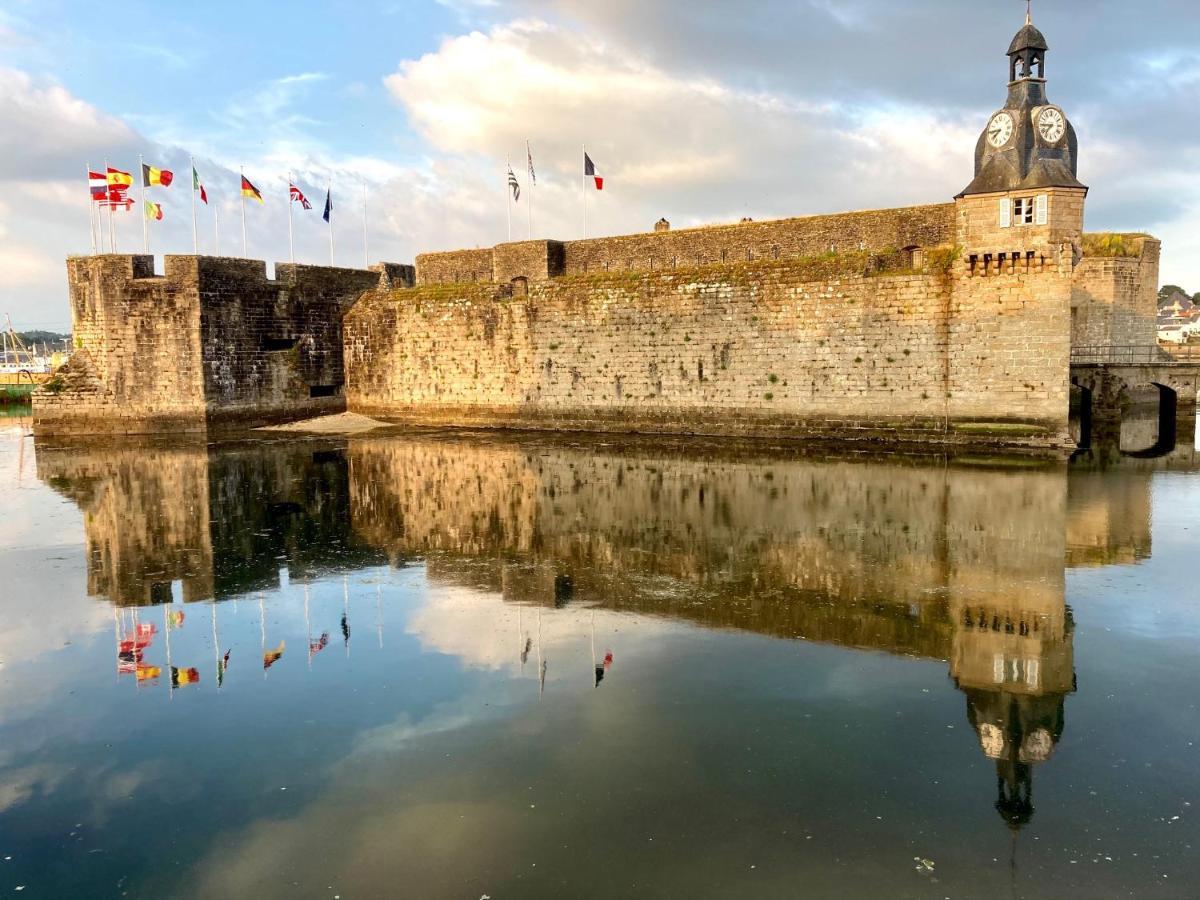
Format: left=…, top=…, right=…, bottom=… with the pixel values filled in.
left=1082, top=233, right=1150, bottom=258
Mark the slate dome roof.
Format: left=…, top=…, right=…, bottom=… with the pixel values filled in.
left=1008, top=22, right=1049, bottom=55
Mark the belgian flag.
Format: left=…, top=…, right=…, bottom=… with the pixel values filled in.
left=241, top=175, right=264, bottom=204
left=142, top=163, right=174, bottom=187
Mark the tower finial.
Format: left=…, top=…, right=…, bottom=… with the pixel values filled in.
left=1026, top=0, right=1033, bottom=25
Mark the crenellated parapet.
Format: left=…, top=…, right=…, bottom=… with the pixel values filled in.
left=34, top=254, right=406, bottom=435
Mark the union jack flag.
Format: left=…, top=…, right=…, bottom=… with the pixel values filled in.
left=289, top=182, right=312, bottom=210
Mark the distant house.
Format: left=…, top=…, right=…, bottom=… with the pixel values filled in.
left=1159, top=323, right=1190, bottom=344
left=1159, top=289, right=1196, bottom=322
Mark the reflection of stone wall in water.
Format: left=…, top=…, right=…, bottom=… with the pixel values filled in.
left=1065, top=462, right=1153, bottom=568
left=36, top=439, right=382, bottom=605
left=348, top=436, right=1068, bottom=660
left=37, top=442, right=215, bottom=605
left=346, top=433, right=1080, bottom=820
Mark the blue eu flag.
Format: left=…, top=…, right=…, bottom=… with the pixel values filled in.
left=322, top=188, right=332, bottom=223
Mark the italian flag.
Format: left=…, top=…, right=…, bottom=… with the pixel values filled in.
left=192, top=165, right=208, bottom=204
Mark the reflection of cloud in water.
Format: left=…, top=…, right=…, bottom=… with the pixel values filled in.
left=352, top=702, right=491, bottom=757
left=404, top=579, right=671, bottom=675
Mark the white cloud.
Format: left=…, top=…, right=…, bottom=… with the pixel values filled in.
left=5, top=4, right=1200, bottom=330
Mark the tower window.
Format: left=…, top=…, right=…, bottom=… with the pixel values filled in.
left=1013, top=197, right=1036, bottom=225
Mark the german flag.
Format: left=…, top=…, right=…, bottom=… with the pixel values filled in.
left=106, top=166, right=133, bottom=189
left=241, top=175, right=264, bottom=204
left=142, top=163, right=174, bottom=187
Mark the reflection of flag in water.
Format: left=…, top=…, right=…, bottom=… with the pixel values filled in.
left=136, top=664, right=162, bottom=682
left=217, top=649, right=231, bottom=687
left=594, top=651, right=614, bottom=688
left=263, top=640, right=285, bottom=670
left=341, top=614, right=350, bottom=646
left=167, top=610, right=185, bottom=630
left=171, top=666, right=200, bottom=688
left=309, top=633, right=329, bottom=656
left=520, top=637, right=531, bottom=665
left=119, top=622, right=158, bottom=654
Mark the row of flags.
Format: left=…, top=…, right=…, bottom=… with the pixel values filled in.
left=503, top=145, right=606, bottom=241
left=87, top=157, right=355, bottom=263
left=90, top=145, right=609, bottom=259
left=89, top=163, right=333, bottom=223
left=504, top=147, right=605, bottom=205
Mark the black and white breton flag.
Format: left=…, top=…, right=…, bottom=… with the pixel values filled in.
left=507, top=166, right=521, bottom=203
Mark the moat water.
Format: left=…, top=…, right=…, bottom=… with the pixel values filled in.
left=1, top=410, right=1198, bottom=899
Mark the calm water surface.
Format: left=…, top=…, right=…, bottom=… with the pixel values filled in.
left=1, top=412, right=1198, bottom=899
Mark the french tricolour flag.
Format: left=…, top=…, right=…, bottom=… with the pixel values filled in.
left=584, top=152, right=603, bottom=191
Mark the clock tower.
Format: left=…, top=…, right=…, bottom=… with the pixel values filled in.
left=959, top=9, right=1085, bottom=197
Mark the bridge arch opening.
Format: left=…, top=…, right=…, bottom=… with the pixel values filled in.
left=1069, top=382, right=1092, bottom=449
left=1120, top=382, right=1178, bottom=459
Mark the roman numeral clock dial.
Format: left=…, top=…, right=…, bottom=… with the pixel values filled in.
left=1037, top=107, right=1066, bottom=143
left=986, top=112, right=1014, bottom=148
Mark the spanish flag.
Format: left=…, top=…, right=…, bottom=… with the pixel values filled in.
left=144, top=201, right=164, bottom=221
left=107, top=166, right=133, bottom=189
left=241, top=175, right=264, bottom=204
left=142, top=163, right=174, bottom=187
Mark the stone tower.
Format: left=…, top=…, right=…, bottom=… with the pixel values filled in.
left=960, top=10, right=1084, bottom=198
left=955, top=8, right=1087, bottom=256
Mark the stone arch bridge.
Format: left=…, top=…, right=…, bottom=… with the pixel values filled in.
left=1070, top=345, right=1200, bottom=456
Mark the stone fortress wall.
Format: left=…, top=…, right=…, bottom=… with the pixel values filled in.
left=1070, top=237, right=1161, bottom=348
left=345, top=187, right=1154, bottom=450
left=34, top=255, right=410, bottom=435
left=413, top=205, right=956, bottom=284
left=31, top=14, right=1169, bottom=450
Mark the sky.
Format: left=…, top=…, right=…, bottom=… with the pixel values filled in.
left=2, top=0, right=1199, bottom=331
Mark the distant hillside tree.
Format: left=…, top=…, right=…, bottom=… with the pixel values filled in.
left=15, top=330, right=70, bottom=347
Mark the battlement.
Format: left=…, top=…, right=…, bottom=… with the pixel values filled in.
left=414, top=203, right=956, bottom=286
left=36, top=254, right=412, bottom=435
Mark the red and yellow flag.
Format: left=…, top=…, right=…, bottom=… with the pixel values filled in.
left=241, top=175, right=264, bottom=204
left=142, top=163, right=174, bottom=187
left=107, top=166, right=133, bottom=189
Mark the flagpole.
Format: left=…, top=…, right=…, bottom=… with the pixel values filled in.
left=104, top=158, right=116, bottom=253
left=328, top=179, right=334, bottom=266
left=139, top=154, right=148, bottom=254
left=526, top=140, right=533, bottom=240
left=287, top=170, right=295, bottom=264
left=86, top=163, right=96, bottom=255
left=506, top=156, right=513, bottom=243
left=190, top=156, right=198, bottom=255
left=582, top=145, right=588, bottom=240
left=214, top=207, right=219, bottom=256
left=361, top=179, right=369, bottom=269
left=240, top=166, right=248, bottom=258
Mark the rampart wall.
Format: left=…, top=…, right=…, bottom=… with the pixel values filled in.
left=347, top=256, right=973, bottom=444
left=414, top=204, right=956, bottom=285
left=1071, top=238, right=1161, bottom=348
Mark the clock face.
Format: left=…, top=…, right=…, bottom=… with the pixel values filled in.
left=986, top=112, right=1014, bottom=148
left=1036, top=107, right=1066, bottom=143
